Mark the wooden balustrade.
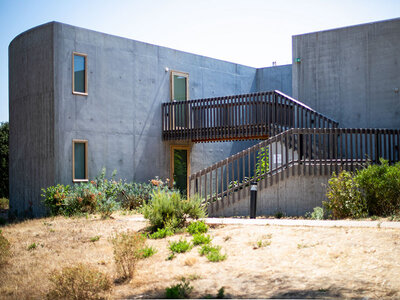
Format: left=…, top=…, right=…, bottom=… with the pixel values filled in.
left=189, top=128, right=400, bottom=208
left=162, top=90, right=338, bottom=142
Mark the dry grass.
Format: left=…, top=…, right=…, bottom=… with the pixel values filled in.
left=1, top=214, right=400, bottom=299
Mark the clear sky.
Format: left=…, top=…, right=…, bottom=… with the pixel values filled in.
left=0, top=0, right=399, bottom=122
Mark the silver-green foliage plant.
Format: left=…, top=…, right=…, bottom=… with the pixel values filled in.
left=142, top=190, right=207, bottom=231
left=305, top=206, right=325, bottom=220
left=324, top=171, right=367, bottom=219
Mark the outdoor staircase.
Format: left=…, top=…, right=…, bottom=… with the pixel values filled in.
left=162, top=91, right=400, bottom=216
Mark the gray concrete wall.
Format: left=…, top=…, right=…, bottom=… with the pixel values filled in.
left=256, top=64, right=292, bottom=96
left=9, top=23, right=55, bottom=217
left=292, top=18, right=400, bottom=128
left=210, top=165, right=330, bottom=217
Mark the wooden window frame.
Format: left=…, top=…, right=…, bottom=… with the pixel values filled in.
left=170, top=70, right=189, bottom=101
left=170, top=145, right=191, bottom=198
left=72, top=139, right=88, bottom=182
left=72, top=52, right=88, bottom=96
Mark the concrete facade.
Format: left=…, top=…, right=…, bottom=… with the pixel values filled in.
left=292, top=18, right=400, bottom=128
left=9, top=22, right=291, bottom=217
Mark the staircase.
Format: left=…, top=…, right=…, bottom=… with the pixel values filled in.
left=162, top=91, right=400, bottom=216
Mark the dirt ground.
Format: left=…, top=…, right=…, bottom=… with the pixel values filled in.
left=1, top=214, right=399, bottom=299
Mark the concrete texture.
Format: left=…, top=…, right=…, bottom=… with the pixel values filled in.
left=292, top=18, right=400, bottom=128
left=9, top=22, right=292, bottom=216
left=256, top=64, right=292, bottom=96
left=210, top=165, right=330, bottom=217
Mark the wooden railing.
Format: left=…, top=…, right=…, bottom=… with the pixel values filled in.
left=189, top=128, right=400, bottom=205
left=162, top=91, right=338, bottom=142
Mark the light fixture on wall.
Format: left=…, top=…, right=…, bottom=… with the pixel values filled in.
left=295, top=58, right=301, bottom=63
left=165, top=67, right=169, bottom=72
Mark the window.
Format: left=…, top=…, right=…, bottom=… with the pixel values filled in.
left=72, top=52, right=87, bottom=95
left=72, top=140, right=88, bottom=182
left=170, top=71, right=189, bottom=101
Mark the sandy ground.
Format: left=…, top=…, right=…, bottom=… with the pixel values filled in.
left=1, top=214, right=399, bottom=299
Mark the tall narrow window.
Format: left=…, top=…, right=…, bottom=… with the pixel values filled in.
left=170, top=71, right=189, bottom=128
left=72, top=140, right=88, bottom=181
left=73, top=52, right=87, bottom=95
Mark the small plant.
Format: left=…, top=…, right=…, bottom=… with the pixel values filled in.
left=47, top=263, right=112, bottom=299
left=192, top=233, right=212, bottom=246
left=110, top=230, right=146, bottom=279
left=165, top=278, right=193, bottom=299
left=148, top=227, right=174, bottom=239
left=187, top=220, right=208, bottom=235
left=138, top=246, right=157, bottom=258
left=90, top=235, right=101, bottom=242
left=0, top=198, right=9, bottom=210
left=27, top=242, right=37, bottom=251
left=199, top=244, right=227, bottom=262
left=0, top=230, right=11, bottom=266
left=254, top=239, right=271, bottom=249
left=305, top=206, right=325, bottom=220
left=217, top=287, right=225, bottom=299
left=169, top=239, right=193, bottom=254
left=274, top=211, right=284, bottom=219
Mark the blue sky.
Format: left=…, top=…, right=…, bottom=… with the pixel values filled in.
left=0, top=0, right=399, bottom=122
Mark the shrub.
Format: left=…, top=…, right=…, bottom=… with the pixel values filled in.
left=138, top=246, right=157, bottom=258
left=142, top=190, right=207, bottom=231
left=41, top=184, right=71, bottom=215
left=0, top=197, right=9, bottom=210
left=199, top=244, right=227, bottom=262
left=0, top=230, right=11, bottom=266
left=148, top=227, right=174, bottom=239
left=255, top=146, right=269, bottom=179
left=187, top=220, right=208, bottom=235
left=169, top=239, right=193, bottom=254
left=166, top=278, right=193, bottom=299
left=110, top=230, right=146, bottom=279
left=324, top=171, right=368, bottom=219
left=47, top=263, right=112, bottom=299
left=305, top=206, right=325, bottom=220
left=90, top=235, right=101, bottom=243
left=27, top=242, right=37, bottom=251
left=192, top=233, right=212, bottom=246
left=356, top=160, right=400, bottom=216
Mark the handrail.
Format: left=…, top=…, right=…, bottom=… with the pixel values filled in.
left=189, top=128, right=400, bottom=210
left=162, top=90, right=339, bottom=142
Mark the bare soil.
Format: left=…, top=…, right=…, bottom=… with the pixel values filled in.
left=1, top=214, right=399, bottom=299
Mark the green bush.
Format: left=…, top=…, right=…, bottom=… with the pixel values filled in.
left=138, top=246, right=157, bottom=258
left=356, top=159, right=400, bottom=216
left=110, top=230, right=147, bottom=279
left=148, top=227, right=174, bottom=239
left=166, top=278, right=193, bottom=299
left=187, top=220, right=208, bottom=235
left=324, top=170, right=368, bottom=219
left=47, top=263, right=112, bottom=300
left=305, top=206, right=325, bottom=220
left=0, top=198, right=9, bottom=210
left=192, top=233, right=212, bottom=246
left=0, top=229, right=11, bottom=266
left=199, top=244, right=227, bottom=262
left=142, top=190, right=207, bottom=231
left=41, top=184, right=71, bottom=215
left=169, top=239, right=193, bottom=254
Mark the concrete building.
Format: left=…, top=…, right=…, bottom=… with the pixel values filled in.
left=9, top=18, right=400, bottom=217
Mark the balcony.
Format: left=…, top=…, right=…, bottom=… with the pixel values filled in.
left=161, top=91, right=338, bottom=142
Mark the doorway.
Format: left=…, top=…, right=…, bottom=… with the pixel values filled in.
left=170, top=145, right=190, bottom=197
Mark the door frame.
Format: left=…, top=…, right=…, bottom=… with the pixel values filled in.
left=170, top=145, right=191, bottom=198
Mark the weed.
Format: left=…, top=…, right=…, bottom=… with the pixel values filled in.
left=47, top=263, right=112, bottom=299
left=0, top=198, right=9, bottom=210
left=0, top=229, right=11, bottom=266
left=27, top=242, right=37, bottom=251
left=169, top=239, right=193, bottom=254
left=253, top=239, right=271, bottom=249
left=187, top=220, right=208, bottom=235
left=90, top=235, right=101, bottom=242
left=110, top=230, right=146, bottom=279
left=223, top=236, right=231, bottom=242
left=192, top=233, right=212, bottom=246
left=149, top=227, right=174, bottom=239
left=165, top=278, right=193, bottom=299
left=305, top=206, right=325, bottom=220
left=217, top=287, right=225, bottom=298
left=167, top=253, right=176, bottom=260
left=370, top=215, right=380, bottom=221
left=274, top=211, right=284, bottom=219
left=138, top=246, right=157, bottom=258
left=199, top=244, right=227, bottom=262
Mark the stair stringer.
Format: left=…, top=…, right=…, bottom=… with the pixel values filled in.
left=208, top=164, right=332, bottom=217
